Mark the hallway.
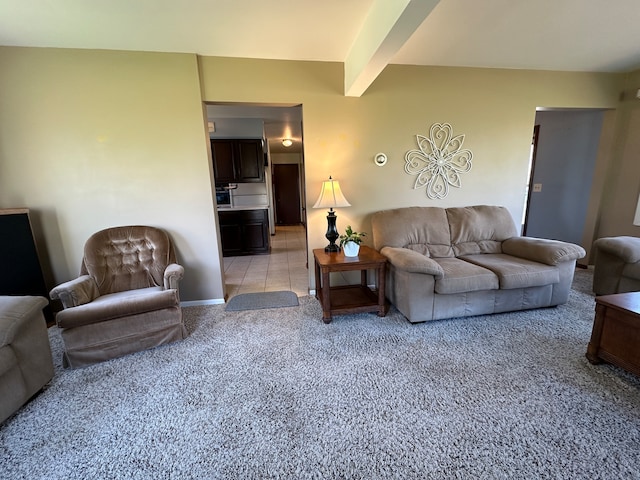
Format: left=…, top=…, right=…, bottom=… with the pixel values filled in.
left=222, top=225, right=309, bottom=298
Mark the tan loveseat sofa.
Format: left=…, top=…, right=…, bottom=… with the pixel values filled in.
left=371, top=205, right=586, bottom=323
left=1, top=296, right=54, bottom=423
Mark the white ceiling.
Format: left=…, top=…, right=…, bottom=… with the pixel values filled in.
left=3, top=0, right=640, bottom=152
left=2, top=0, right=640, bottom=72
left=394, top=0, right=640, bottom=72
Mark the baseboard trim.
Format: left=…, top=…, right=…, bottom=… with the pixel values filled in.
left=181, top=298, right=225, bottom=307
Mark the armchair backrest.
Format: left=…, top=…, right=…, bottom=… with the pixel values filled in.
left=80, top=226, right=176, bottom=295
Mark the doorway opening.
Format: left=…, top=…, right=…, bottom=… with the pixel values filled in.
left=205, top=103, right=308, bottom=299
left=521, top=108, right=606, bottom=245
left=521, top=125, right=539, bottom=236
left=273, top=163, right=302, bottom=225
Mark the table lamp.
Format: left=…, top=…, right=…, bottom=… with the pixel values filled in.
left=313, top=176, right=351, bottom=252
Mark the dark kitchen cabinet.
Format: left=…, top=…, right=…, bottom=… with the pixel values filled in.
left=211, top=139, right=264, bottom=183
left=219, top=209, right=270, bottom=256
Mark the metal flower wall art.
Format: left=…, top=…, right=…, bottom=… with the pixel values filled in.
left=405, top=123, right=473, bottom=199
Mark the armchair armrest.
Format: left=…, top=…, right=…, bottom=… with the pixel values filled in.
left=593, top=236, right=640, bottom=263
left=502, top=237, right=586, bottom=266
left=380, top=246, right=444, bottom=279
left=49, top=275, right=100, bottom=309
left=164, top=263, right=184, bottom=290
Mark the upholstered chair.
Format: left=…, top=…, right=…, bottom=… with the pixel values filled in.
left=50, top=226, right=186, bottom=368
left=0, top=295, right=54, bottom=423
left=592, top=236, right=640, bottom=295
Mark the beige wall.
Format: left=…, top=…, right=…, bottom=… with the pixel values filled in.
left=0, top=47, right=632, bottom=302
left=595, top=69, right=640, bottom=238
left=200, top=57, right=623, bottom=289
left=0, top=47, right=223, bottom=301
left=271, top=153, right=302, bottom=165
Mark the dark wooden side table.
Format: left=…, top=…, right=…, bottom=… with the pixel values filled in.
left=313, top=245, right=388, bottom=323
left=586, top=292, right=640, bottom=376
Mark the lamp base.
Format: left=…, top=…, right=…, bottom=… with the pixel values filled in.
left=324, top=243, right=340, bottom=253
left=324, top=209, right=340, bottom=253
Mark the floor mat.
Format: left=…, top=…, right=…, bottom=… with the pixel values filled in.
left=225, top=290, right=299, bottom=311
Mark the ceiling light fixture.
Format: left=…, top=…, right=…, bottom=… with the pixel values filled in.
left=282, top=138, right=293, bottom=147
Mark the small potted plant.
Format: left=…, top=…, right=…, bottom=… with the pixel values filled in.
left=339, top=225, right=366, bottom=257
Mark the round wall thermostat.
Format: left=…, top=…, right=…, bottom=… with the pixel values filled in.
left=374, top=153, right=387, bottom=166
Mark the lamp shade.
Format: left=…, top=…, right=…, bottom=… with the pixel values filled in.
left=313, top=178, right=351, bottom=209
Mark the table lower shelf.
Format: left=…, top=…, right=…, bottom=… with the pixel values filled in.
left=317, top=284, right=386, bottom=321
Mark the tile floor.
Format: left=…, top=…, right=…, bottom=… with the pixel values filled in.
left=222, top=224, right=310, bottom=299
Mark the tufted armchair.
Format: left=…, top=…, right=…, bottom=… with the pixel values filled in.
left=50, top=226, right=187, bottom=368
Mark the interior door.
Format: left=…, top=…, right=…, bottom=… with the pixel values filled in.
left=273, top=164, right=302, bottom=225
left=523, top=110, right=604, bottom=245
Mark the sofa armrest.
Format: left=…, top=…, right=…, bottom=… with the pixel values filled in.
left=380, top=246, right=444, bottom=279
left=49, top=275, right=100, bottom=309
left=502, top=237, right=586, bottom=266
left=593, top=236, right=640, bottom=264
left=164, top=263, right=185, bottom=290
left=0, top=296, right=48, bottom=348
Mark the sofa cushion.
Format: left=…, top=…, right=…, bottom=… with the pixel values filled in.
left=447, top=205, right=518, bottom=256
left=434, top=258, right=499, bottom=294
left=371, top=207, right=454, bottom=258
left=460, top=254, right=559, bottom=289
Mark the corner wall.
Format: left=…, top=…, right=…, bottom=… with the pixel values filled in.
left=0, top=47, right=223, bottom=301
left=595, top=69, right=640, bottom=240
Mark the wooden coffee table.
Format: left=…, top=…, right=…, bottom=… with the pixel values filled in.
left=313, top=246, right=388, bottom=323
left=586, top=292, right=640, bottom=376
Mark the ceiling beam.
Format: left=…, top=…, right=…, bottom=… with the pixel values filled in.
left=344, top=0, right=440, bottom=97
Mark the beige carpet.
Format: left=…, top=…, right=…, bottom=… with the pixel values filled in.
left=2, top=268, right=639, bottom=479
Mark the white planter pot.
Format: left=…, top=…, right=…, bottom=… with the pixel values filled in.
left=343, top=241, right=360, bottom=257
